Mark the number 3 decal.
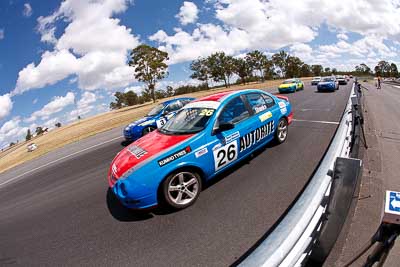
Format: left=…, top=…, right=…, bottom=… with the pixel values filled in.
left=213, top=141, right=238, bottom=171
left=156, top=118, right=166, bottom=128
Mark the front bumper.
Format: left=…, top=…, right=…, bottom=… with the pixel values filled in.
left=311, top=81, right=319, bottom=85
left=111, top=178, right=158, bottom=209
left=278, top=86, right=296, bottom=93
left=317, top=85, right=336, bottom=92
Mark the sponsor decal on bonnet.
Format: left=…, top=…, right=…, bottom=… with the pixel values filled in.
left=128, top=145, right=148, bottom=159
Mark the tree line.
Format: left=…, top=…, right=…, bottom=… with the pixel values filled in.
left=108, top=44, right=398, bottom=109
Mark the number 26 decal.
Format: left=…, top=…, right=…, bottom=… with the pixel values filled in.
left=213, top=141, right=238, bottom=171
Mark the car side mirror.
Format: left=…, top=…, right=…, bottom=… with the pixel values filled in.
left=213, top=122, right=234, bottom=135
left=162, top=110, right=169, bottom=116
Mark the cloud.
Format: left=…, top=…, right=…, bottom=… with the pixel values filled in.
left=68, top=91, right=97, bottom=121
left=0, top=94, right=13, bottom=120
left=26, top=92, right=75, bottom=122
left=337, top=33, right=348, bottom=40
left=151, top=0, right=400, bottom=65
left=14, top=0, right=139, bottom=95
left=290, top=43, right=313, bottom=61
left=23, top=3, right=33, bottom=17
left=124, top=85, right=142, bottom=94
left=176, top=2, right=199, bottom=25
left=0, top=118, right=29, bottom=149
left=0, top=29, right=4, bottom=40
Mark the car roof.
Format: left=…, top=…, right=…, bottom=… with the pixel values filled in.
left=162, top=97, right=195, bottom=105
left=194, top=91, right=236, bottom=102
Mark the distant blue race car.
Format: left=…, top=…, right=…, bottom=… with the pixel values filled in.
left=109, top=89, right=293, bottom=210
left=317, top=76, right=339, bottom=92
left=123, top=97, right=195, bottom=142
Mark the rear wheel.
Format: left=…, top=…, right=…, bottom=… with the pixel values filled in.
left=162, top=170, right=202, bottom=209
left=142, top=126, right=156, bottom=136
left=275, top=118, right=288, bottom=144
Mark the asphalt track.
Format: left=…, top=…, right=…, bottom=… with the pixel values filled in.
left=0, top=82, right=352, bottom=267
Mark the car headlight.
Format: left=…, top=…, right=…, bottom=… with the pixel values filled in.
left=125, top=126, right=130, bottom=131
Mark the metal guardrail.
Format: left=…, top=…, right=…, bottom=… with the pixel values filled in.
left=239, top=83, right=359, bottom=267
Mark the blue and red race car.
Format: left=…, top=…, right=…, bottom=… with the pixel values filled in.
left=108, top=89, right=293, bottom=210
left=123, top=97, right=195, bottom=142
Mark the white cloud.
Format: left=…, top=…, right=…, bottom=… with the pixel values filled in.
left=124, top=85, right=142, bottom=94
left=176, top=2, right=199, bottom=25
left=14, top=0, right=139, bottom=95
left=337, top=33, right=348, bottom=40
left=0, top=29, right=4, bottom=40
left=23, top=3, right=33, bottom=17
left=0, top=118, right=28, bottom=149
left=26, top=92, right=75, bottom=122
left=68, top=91, right=97, bottom=121
left=0, top=94, right=13, bottom=120
left=290, top=43, right=313, bottom=61
left=151, top=0, right=400, bottom=65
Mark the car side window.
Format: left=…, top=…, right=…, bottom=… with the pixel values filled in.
left=165, top=101, right=183, bottom=113
left=218, top=97, right=250, bottom=125
left=262, top=94, right=275, bottom=109
left=245, top=93, right=269, bottom=114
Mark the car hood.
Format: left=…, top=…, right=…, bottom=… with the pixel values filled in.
left=318, top=81, right=334, bottom=85
left=279, top=83, right=296, bottom=88
left=110, top=130, right=194, bottom=182
left=127, top=117, right=154, bottom=128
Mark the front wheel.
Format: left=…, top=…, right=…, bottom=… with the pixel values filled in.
left=161, top=170, right=202, bottom=209
left=275, top=118, right=288, bottom=144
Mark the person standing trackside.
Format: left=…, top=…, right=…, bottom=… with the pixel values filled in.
left=377, top=76, right=381, bottom=89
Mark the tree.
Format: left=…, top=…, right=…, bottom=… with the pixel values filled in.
left=166, top=85, right=174, bottom=97
left=324, top=67, right=331, bottom=74
left=233, top=58, right=252, bottom=84
left=355, top=63, right=371, bottom=75
left=285, top=56, right=303, bottom=77
left=129, top=44, right=169, bottom=103
left=77, top=116, right=81, bottom=120
left=190, top=57, right=211, bottom=88
left=35, top=127, right=44, bottom=136
left=272, top=50, right=289, bottom=77
left=207, top=52, right=235, bottom=88
left=311, top=65, right=323, bottom=76
left=300, top=63, right=312, bottom=77
left=26, top=129, right=32, bottom=141
left=124, top=91, right=139, bottom=106
left=374, top=60, right=390, bottom=77
left=9, top=142, right=15, bottom=147
left=390, top=63, right=399, bottom=77
left=245, top=50, right=268, bottom=81
left=332, top=68, right=338, bottom=75
left=55, top=122, right=62, bottom=128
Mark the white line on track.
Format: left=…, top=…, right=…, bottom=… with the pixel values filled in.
left=292, top=119, right=339, bottom=125
left=0, top=135, right=123, bottom=188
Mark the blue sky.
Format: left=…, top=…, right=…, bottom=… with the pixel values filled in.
left=1, top=0, right=400, bottom=148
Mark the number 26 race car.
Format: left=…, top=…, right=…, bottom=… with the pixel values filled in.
left=108, top=89, right=293, bottom=210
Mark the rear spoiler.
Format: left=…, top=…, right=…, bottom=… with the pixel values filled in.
left=274, top=94, right=289, bottom=102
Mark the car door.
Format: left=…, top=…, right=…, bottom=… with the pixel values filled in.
left=208, top=96, right=252, bottom=173
left=240, top=93, right=279, bottom=156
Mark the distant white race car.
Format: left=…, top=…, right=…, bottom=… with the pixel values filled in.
left=27, top=143, right=37, bottom=152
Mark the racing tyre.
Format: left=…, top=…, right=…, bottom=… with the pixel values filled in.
left=275, top=117, right=288, bottom=144
left=162, top=170, right=202, bottom=209
left=142, top=126, right=156, bottom=136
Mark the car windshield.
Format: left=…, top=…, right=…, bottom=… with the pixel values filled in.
left=313, top=77, right=321, bottom=80
left=159, top=107, right=215, bottom=134
left=322, top=77, right=334, bottom=82
left=147, top=103, right=165, bottom=116
left=283, top=79, right=296, bottom=84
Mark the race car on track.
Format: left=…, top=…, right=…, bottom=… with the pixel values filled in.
left=336, top=75, right=347, bottom=85
left=123, top=97, right=195, bottom=142
left=317, top=76, right=339, bottom=92
left=311, top=76, right=322, bottom=85
left=108, top=89, right=293, bottom=210
left=278, top=78, right=304, bottom=93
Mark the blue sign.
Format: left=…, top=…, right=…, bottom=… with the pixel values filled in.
left=389, top=192, right=400, bottom=212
